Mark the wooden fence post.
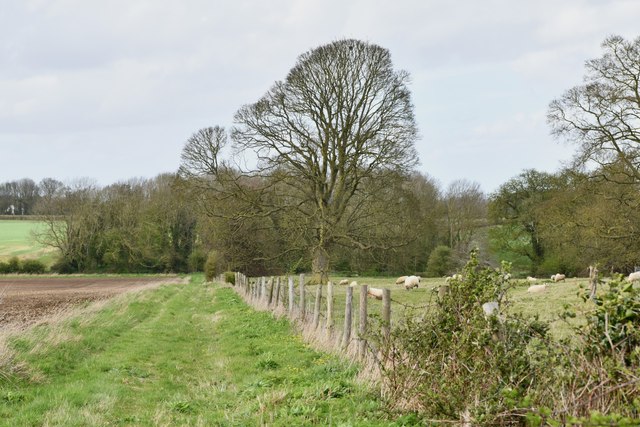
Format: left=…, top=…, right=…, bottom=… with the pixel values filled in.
left=326, top=281, right=334, bottom=333
left=313, top=283, right=322, bottom=329
left=274, top=277, right=281, bottom=308
left=299, top=273, right=306, bottom=320
left=382, top=288, right=391, bottom=342
left=288, top=276, right=294, bottom=316
left=589, top=265, right=598, bottom=300
left=268, top=277, right=274, bottom=306
left=261, top=277, right=266, bottom=302
left=342, top=286, right=353, bottom=350
left=359, top=284, right=368, bottom=360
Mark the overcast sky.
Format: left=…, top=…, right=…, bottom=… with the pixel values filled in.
left=1, top=0, right=639, bottom=193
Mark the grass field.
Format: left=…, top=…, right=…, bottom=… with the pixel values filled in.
left=276, top=274, right=594, bottom=340
left=0, top=275, right=405, bottom=426
left=0, top=220, right=56, bottom=265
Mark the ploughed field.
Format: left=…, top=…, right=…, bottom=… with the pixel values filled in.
left=0, top=276, right=184, bottom=327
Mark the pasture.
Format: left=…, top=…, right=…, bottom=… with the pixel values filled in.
left=0, top=220, right=55, bottom=265
left=261, top=274, right=594, bottom=340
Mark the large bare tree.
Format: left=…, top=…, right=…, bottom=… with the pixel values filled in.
left=548, top=35, right=640, bottom=184
left=231, top=39, right=419, bottom=281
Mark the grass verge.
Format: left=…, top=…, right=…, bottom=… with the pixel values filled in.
left=0, top=275, right=401, bottom=426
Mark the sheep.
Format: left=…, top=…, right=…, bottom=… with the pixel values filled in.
left=445, top=274, right=462, bottom=284
left=527, top=284, right=547, bottom=293
left=627, top=271, right=640, bottom=282
left=395, top=276, right=407, bottom=285
left=349, top=281, right=358, bottom=287
left=551, top=274, right=566, bottom=282
left=526, top=276, right=537, bottom=282
left=404, top=275, right=420, bottom=290
left=339, top=279, right=350, bottom=286
left=367, top=287, right=384, bottom=300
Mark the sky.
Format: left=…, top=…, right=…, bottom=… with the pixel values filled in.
left=1, top=0, right=639, bottom=194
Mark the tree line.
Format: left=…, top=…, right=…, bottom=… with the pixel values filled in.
left=0, top=178, right=65, bottom=216
left=9, top=34, right=640, bottom=278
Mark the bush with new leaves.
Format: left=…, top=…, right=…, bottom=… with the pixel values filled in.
left=204, top=250, right=219, bottom=282
left=372, top=250, right=552, bottom=424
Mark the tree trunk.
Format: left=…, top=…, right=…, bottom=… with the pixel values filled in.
left=312, top=245, right=329, bottom=285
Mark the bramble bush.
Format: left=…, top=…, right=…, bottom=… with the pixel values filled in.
left=372, top=250, right=552, bottom=424
left=372, top=250, right=640, bottom=425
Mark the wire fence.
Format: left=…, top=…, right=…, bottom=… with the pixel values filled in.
left=230, top=272, right=395, bottom=361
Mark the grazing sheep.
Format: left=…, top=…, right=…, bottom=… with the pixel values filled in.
left=628, top=271, right=640, bottom=282
left=445, top=274, right=462, bottom=284
left=367, top=287, right=384, bottom=300
left=526, top=276, right=537, bottom=282
left=349, top=281, right=358, bottom=287
left=527, top=284, right=547, bottom=293
left=339, top=279, right=350, bottom=286
left=404, top=275, right=420, bottom=290
left=551, top=274, right=566, bottom=282
left=395, top=276, right=408, bottom=285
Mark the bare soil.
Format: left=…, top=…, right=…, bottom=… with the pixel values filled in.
left=0, top=276, right=185, bottom=327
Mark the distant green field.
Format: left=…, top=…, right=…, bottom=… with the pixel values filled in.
left=0, top=220, right=56, bottom=265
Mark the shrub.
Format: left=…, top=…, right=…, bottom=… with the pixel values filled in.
left=187, top=249, right=207, bottom=273
left=543, top=275, right=640, bottom=420
left=204, top=250, right=219, bottom=282
left=426, top=245, right=454, bottom=277
left=6, top=257, right=21, bottom=274
left=372, top=250, right=553, bottom=424
left=0, top=262, right=9, bottom=274
left=579, top=275, right=640, bottom=362
left=20, top=259, right=46, bottom=274
left=224, top=271, right=236, bottom=285
left=50, top=257, right=78, bottom=274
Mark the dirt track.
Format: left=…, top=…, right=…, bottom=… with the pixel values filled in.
left=0, top=276, right=185, bottom=327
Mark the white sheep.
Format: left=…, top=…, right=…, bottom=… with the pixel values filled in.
left=628, top=271, right=640, bottom=282
left=339, top=279, right=350, bottom=286
left=526, top=276, right=537, bottom=282
left=395, top=276, right=407, bottom=285
left=445, top=274, right=462, bottom=284
left=349, top=281, right=358, bottom=287
left=404, top=275, right=420, bottom=290
left=527, top=284, right=547, bottom=293
left=551, top=274, right=566, bottom=282
left=367, top=287, right=384, bottom=300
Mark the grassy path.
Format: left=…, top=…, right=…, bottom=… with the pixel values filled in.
left=0, top=277, right=400, bottom=426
